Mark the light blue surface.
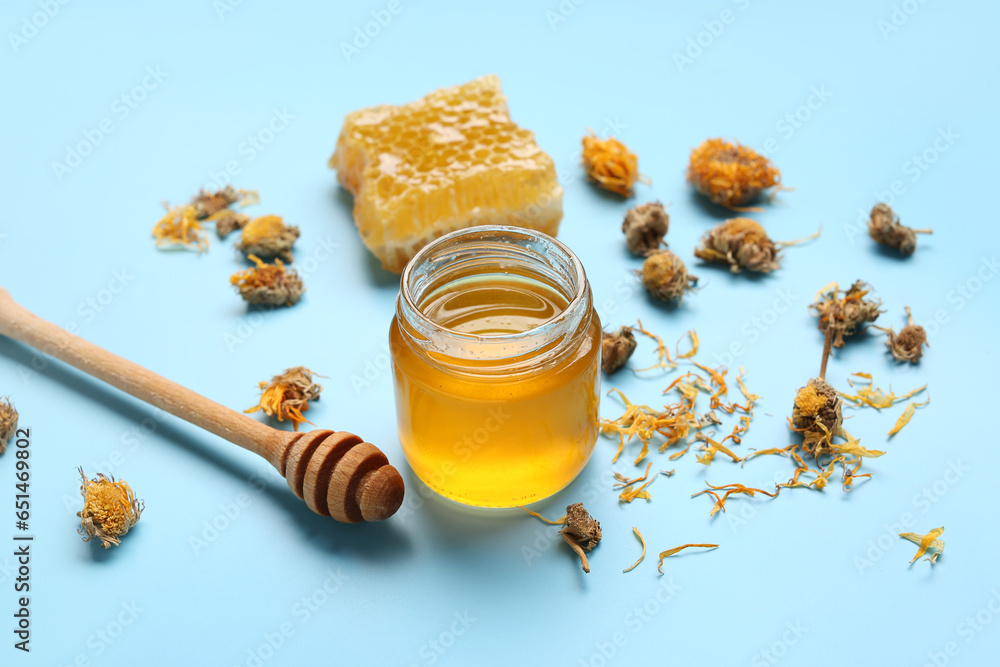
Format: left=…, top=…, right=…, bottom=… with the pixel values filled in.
left=1, top=1, right=998, bottom=664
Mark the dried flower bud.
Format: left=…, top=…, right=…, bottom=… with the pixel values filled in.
left=230, top=255, right=304, bottom=307
left=622, top=202, right=669, bottom=256
left=191, top=186, right=259, bottom=219
left=602, top=327, right=637, bottom=374
left=868, top=203, right=931, bottom=256
left=582, top=132, right=642, bottom=197
left=694, top=218, right=780, bottom=273
left=687, top=138, right=780, bottom=208
left=560, top=502, right=601, bottom=573
left=213, top=210, right=251, bottom=239
left=236, top=215, right=301, bottom=262
left=245, top=366, right=323, bottom=431
left=792, top=378, right=843, bottom=454
left=640, top=250, right=698, bottom=304
left=0, top=398, right=18, bottom=455
left=810, top=280, right=883, bottom=348
left=882, top=307, right=928, bottom=363
left=77, top=468, right=143, bottom=548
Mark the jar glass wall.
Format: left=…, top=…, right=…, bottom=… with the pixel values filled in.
left=389, top=226, right=601, bottom=508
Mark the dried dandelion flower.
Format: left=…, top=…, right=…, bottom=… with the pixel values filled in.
left=695, top=218, right=778, bottom=272
left=622, top=201, right=669, bottom=255
left=694, top=218, right=819, bottom=273
left=152, top=205, right=209, bottom=253
left=191, top=186, right=259, bottom=220
left=792, top=377, right=843, bottom=455
left=212, top=209, right=251, bottom=239
left=230, top=254, right=304, bottom=307
left=582, top=132, right=644, bottom=197
left=868, top=203, right=931, bottom=256
left=687, top=138, right=781, bottom=210
left=810, top=280, right=883, bottom=349
left=0, top=397, right=18, bottom=455
left=236, top=215, right=301, bottom=262
left=602, top=326, right=637, bottom=374
left=640, top=250, right=698, bottom=304
left=245, top=366, right=323, bottom=431
left=878, top=307, right=928, bottom=363
left=77, top=468, right=143, bottom=548
left=559, top=503, right=601, bottom=573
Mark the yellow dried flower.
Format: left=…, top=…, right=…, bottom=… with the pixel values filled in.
left=0, top=397, right=18, bottom=455
left=582, top=132, right=643, bottom=197
left=640, top=250, right=698, bottom=304
left=78, top=468, right=143, bottom=548
left=236, top=215, right=300, bottom=262
left=245, top=366, right=323, bottom=431
left=230, top=255, right=304, bottom=307
left=687, top=138, right=781, bottom=210
left=152, top=205, right=208, bottom=253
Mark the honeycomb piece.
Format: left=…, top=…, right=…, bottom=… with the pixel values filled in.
left=329, top=75, right=563, bottom=273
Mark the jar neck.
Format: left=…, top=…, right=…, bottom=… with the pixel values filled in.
left=396, top=226, right=593, bottom=374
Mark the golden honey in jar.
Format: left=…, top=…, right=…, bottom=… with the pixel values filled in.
left=390, top=226, right=601, bottom=507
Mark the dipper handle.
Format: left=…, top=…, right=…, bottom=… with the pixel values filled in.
left=0, top=288, right=404, bottom=522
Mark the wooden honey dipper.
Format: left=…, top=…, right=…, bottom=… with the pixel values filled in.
left=0, top=288, right=404, bottom=523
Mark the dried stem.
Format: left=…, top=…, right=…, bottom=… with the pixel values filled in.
left=561, top=532, right=590, bottom=573
left=819, top=326, right=833, bottom=380
left=905, top=306, right=914, bottom=327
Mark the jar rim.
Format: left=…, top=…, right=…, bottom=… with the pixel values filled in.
left=399, top=225, right=589, bottom=346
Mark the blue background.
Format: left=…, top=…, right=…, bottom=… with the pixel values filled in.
left=2, top=1, right=998, bottom=665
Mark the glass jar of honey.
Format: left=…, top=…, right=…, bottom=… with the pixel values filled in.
left=390, top=225, right=601, bottom=508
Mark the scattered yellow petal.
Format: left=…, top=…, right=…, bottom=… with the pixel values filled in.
left=520, top=507, right=567, bottom=525
left=623, top=528, right=646, bottom=573
left=657, top=543, right=719, bottom=574
left=900, top=526, right=945, bottom=564
left=888, top=396, right=930, bottom=436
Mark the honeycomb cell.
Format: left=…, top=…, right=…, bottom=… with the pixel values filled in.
left=328, top=75, right=564, bottom=273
